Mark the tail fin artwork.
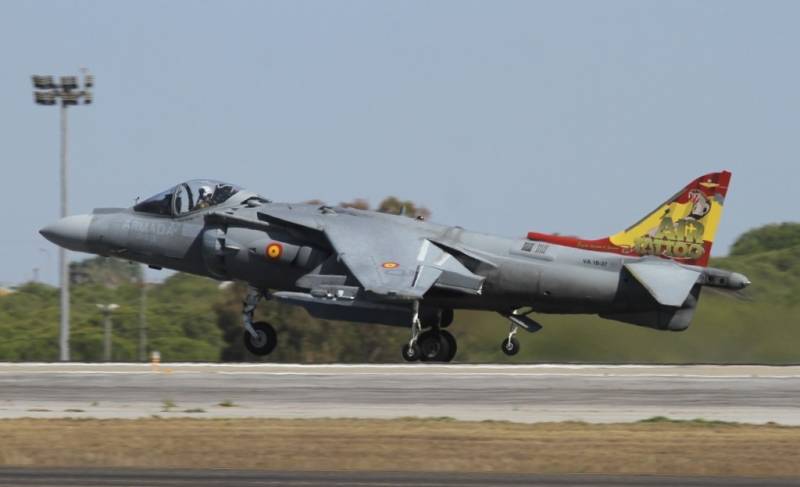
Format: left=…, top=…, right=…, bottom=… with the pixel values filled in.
left=527, top=171, right=732, bottom=267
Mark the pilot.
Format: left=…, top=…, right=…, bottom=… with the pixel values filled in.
left=194, top=185, right=214, bottom=210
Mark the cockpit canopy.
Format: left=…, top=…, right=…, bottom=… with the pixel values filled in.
left=133, top=180, right=242, bottom=216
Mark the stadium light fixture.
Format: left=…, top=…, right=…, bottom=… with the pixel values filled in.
left=32, top=75, right=55, bottom=89
left=59, top=76, right=78, bottom=90
left=34, top=91, right=56, bottom=105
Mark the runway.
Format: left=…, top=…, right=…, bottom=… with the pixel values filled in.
left=0, top=363, right=798, bottom=424
left=1, top=468, right=798, bottom=487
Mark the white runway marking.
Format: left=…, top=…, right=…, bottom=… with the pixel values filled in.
left=2, top=363, right=799, bottom=378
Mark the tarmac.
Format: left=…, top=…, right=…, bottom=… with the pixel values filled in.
left=0, top=363, right=798, bottom=424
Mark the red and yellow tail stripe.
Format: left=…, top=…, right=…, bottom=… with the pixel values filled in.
left=527, top=171, right=731, bottom=267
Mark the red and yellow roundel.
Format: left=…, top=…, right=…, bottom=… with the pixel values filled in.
left=266, top=243, right=283, bottom=260
left=382, top=261, right=399, bottom=269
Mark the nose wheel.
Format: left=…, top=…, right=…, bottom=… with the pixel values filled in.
left=242, top=286, right=277, bottom=357
left=244, top=321, right=277, bottom=356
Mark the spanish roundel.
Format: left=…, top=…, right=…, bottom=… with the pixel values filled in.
left=266, top=243, right=283, bottom=260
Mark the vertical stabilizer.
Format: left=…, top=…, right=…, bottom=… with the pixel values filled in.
left=608, top=171, right=731, bottom=266
left=527, top=171, right=731, bottom=267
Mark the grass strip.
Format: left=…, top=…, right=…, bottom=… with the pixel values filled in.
left=0, top=417, right=798, bottom=476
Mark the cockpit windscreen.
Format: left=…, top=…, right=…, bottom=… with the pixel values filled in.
left=134, top=180, right=242, bottom=216
left=132, top=187, right=174, bottom=216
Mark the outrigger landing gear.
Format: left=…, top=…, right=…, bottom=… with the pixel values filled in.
left=402, top=303, right=457, bottom=363
left=242, top=287, right=277, bottom=356
left=501, top=326, right=520, bottom=356
left=401, top=301, right=424, bottom=361
left=499, top=310, right=543, bottom=357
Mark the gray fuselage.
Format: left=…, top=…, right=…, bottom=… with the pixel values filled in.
left=41, top=188, right=748, bottom=333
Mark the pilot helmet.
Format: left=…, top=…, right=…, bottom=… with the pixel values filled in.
left=198, top=185, right=213, bottom=199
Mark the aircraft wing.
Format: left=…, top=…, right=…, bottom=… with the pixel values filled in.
left=322, top=217, right=484, bottom=300
left=624, top=259, right=701, bottom=307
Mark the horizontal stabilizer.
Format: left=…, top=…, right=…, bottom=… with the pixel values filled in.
left=624, top=260, right=701, bottom=307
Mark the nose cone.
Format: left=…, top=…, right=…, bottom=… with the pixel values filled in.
left=729, top=272, right=751, bottom=290
left=40, top=214, right=93, bottom=252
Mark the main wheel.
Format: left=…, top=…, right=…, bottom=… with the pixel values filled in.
left=418, top=330, right=452, bottom=362
left=501, top=336, right=520, bottom=356
left=402, top=342, right=421, bottom=362
left=244, top=321, right=277, bottom=356
left=440, top=329, right=457, bottom=362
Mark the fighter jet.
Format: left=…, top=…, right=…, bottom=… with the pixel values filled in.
left=40, top=171, right=749, bottom=362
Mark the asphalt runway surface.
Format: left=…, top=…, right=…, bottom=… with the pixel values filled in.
left=0, top=468, right=798, bottom=487
left=0, top=363, right=798, bottom=424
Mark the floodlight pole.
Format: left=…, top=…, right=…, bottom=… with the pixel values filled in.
left=139, top=268, right=148, bottom=362
left=59, top=102, right=69, bottom=362
left=32, top=72, right=92, bottom=362
left=103, top=308, right=112, bottom=362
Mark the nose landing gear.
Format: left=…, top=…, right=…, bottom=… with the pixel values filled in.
left=244, top=321, right=277, bottom=356
left=242, top=287, right=277, bottom=356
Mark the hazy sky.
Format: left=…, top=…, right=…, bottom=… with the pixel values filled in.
left=1, top=1, right=798, bottom=285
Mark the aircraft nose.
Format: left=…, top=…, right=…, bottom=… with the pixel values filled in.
left=40, top=214, right=93, bottom=252
left=729, top=272, right=751, bottom=290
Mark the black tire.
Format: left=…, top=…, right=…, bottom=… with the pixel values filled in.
left=402, top=343, right=421, bottom=362
left=440, top=309, right=454, bottom=328
left=501, top=336, right=520, bottom=356
left=440, top=329, right=457, bottom=362
left=244, top=321, right=277, bottom=356
left=418, top=330, right=451, bottom=363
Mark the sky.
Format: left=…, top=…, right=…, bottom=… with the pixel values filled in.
left=1, top=1, right=798, bottom=285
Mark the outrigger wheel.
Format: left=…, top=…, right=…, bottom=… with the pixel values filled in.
left=244, top=321, right=277, bottom=356
left=500, top=337, right=519, bottom=356
left=501, top=336, right=520, bottom=356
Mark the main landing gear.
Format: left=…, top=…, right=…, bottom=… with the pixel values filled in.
left=402, top=303, right=457, bottom=363
left=242, top=287, right=277, bottom=356
left=500, top=310, right=543, bottom=357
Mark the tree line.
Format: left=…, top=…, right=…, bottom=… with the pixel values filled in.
left=1, top=205, right=798, bottom=363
